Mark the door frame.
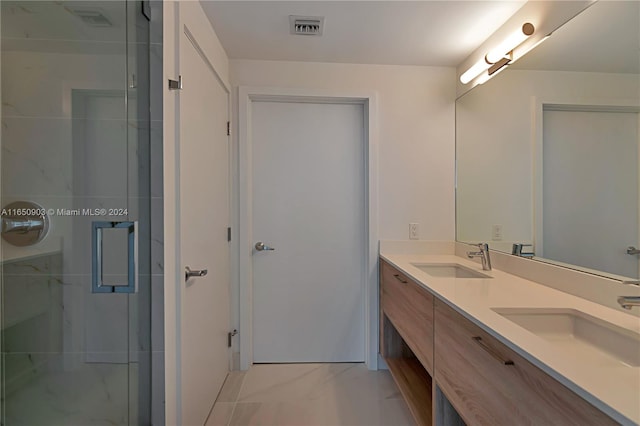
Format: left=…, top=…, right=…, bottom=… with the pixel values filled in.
left=238, top=87, right=379, bottom=370
left=532, top=96, right=640, bottom=277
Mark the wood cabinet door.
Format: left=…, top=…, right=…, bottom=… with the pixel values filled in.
left=434, top=299, right=617, bottom=426
left=380, top=260, right=434, bottom=373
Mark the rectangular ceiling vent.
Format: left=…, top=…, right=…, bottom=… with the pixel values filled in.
left=289, top=16, right=324, bottom=36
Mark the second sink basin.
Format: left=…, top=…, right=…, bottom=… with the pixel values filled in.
left=492, top=307, right=640, bottom=368
left=411, top=263, right=492, bottom=279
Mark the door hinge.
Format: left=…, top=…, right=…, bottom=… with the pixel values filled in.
left=228, top=329, right=238, bottom=347
left=227, top=227, right=231, bottom=242
left=168, top=76, right=183, bottom=90
left=226, top=121, right=231, bottom=136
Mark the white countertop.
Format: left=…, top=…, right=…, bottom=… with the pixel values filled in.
left=380, top=252, right=640, bottom=426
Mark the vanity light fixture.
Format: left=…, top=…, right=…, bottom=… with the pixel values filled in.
left=488, top=56, right=512, bottom=76
left=460, top=22, right=536, bottom=85
left=486, top=23, right=535, bottom=63
left=459, top=57, right=493, bottom=84
left=475, top=57, right=510, bottom=85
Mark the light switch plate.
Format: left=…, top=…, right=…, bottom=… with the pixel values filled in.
left=492, top=224, right=503, bottom=241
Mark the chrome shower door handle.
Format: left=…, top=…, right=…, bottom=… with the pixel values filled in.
left=92, top=221, right=138, bottom=294
left=185, top=266, right=208, bottom=281
left=255, top=242, right=275, bottom=251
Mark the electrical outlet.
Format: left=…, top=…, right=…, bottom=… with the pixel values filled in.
left=409, top=223, right=419, bottom=240
left=492, top=224, right=503, bottom=241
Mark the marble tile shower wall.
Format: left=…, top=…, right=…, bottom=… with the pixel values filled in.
left=1, top=48, right=130, bottom=361
left=1, top=253, right=62, bottom=396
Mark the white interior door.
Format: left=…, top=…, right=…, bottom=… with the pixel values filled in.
left=251, top=100, right=365, bottom=363
left=178, top=20, right=230, bottom=425
left=542, top=109, right=639, bottom=278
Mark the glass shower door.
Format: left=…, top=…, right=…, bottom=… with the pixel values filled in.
left=0, top=1, right=151, bottom=424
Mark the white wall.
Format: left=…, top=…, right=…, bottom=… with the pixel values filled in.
left=229, top=59, right=456, bottom=363
left=456, top=69, right=639, bottom=250
left=231, top=60, right=456, bottom=240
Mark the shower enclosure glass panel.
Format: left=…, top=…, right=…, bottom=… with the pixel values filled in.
left=0, top=1, right=151, bottom=424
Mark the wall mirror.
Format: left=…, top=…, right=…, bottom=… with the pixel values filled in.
left=456, top=0, right=640, bottom=280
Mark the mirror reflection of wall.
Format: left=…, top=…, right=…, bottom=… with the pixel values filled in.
left=456, top=0, right=640, bottom=280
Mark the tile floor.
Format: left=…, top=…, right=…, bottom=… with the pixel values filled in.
left=2, top=360, right=131, bottom=425
left=205, top=363, right=415, bottom=426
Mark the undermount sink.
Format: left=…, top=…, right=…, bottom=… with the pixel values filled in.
left=411, top=263, right=492, bottom=279
left=493, top=308, right=640, bottom=368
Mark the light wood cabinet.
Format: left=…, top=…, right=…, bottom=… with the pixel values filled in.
left=434, top=298, right=617, bottom=426
left=380, top=259, right=434, bottom=373
left=379, top=257, right=618, bottom=426
left=380, top=260, right=434, bottom=425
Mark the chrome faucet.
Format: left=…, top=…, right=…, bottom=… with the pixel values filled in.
left=512, top=243, right=535, bottom=258
left=467, top=243, right=492, bottom=271
left=618, top=280, right=640, bottom=310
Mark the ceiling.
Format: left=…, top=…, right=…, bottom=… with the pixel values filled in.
left=4, top=1, right=634, bottom=74
left=512, top=0, right=639, bottom=74
left=201, top=1, right=526, bottom=67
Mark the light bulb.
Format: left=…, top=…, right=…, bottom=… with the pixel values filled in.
left=460, top=57, right=491, bottom=84
left=486, top=23, right=535, bottom=64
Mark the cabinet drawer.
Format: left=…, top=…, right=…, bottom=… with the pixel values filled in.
left=434, top=299, right=617, bottom=426
left=380, top=260, right=434, bottom=373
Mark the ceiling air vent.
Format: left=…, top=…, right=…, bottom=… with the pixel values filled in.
left=289, top=16, right=324, bottom=36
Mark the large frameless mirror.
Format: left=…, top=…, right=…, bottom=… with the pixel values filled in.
left=456, top=1, right=640, bottom=280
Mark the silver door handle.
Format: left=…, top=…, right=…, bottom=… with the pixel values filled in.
left=255, top=242, right=275, bottom=251
left=185, top=266, right=208, bottom=281
left=627, top=246, right=640, bottom=255
left=92, top=221, right=138, bottom=294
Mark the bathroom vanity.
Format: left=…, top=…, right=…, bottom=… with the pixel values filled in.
left=379, top=251, right=640, bottom=426
left=434, top=1, right=640, bottom=422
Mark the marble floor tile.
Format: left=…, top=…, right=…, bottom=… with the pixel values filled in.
left=327, top=397, right=415, bottom=426
left=238, top=363, right=331, bottom=403
left=217, top=371, right=247, bottom=402
left=3, top=359, right=129, bottom=425
left=213, top=363, right=413, bottom=426
left=238, top=363, right=401, bottom=403
left=229, top=400, right=338, bottom=426
left=206, top=402, right=235, bottom=426
left=229, top=398, right=413, bottom=426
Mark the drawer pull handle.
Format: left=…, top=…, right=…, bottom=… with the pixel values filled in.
left=393, top=274, right=408, bottom=284
left=472, top=336, right=514, bottom=366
